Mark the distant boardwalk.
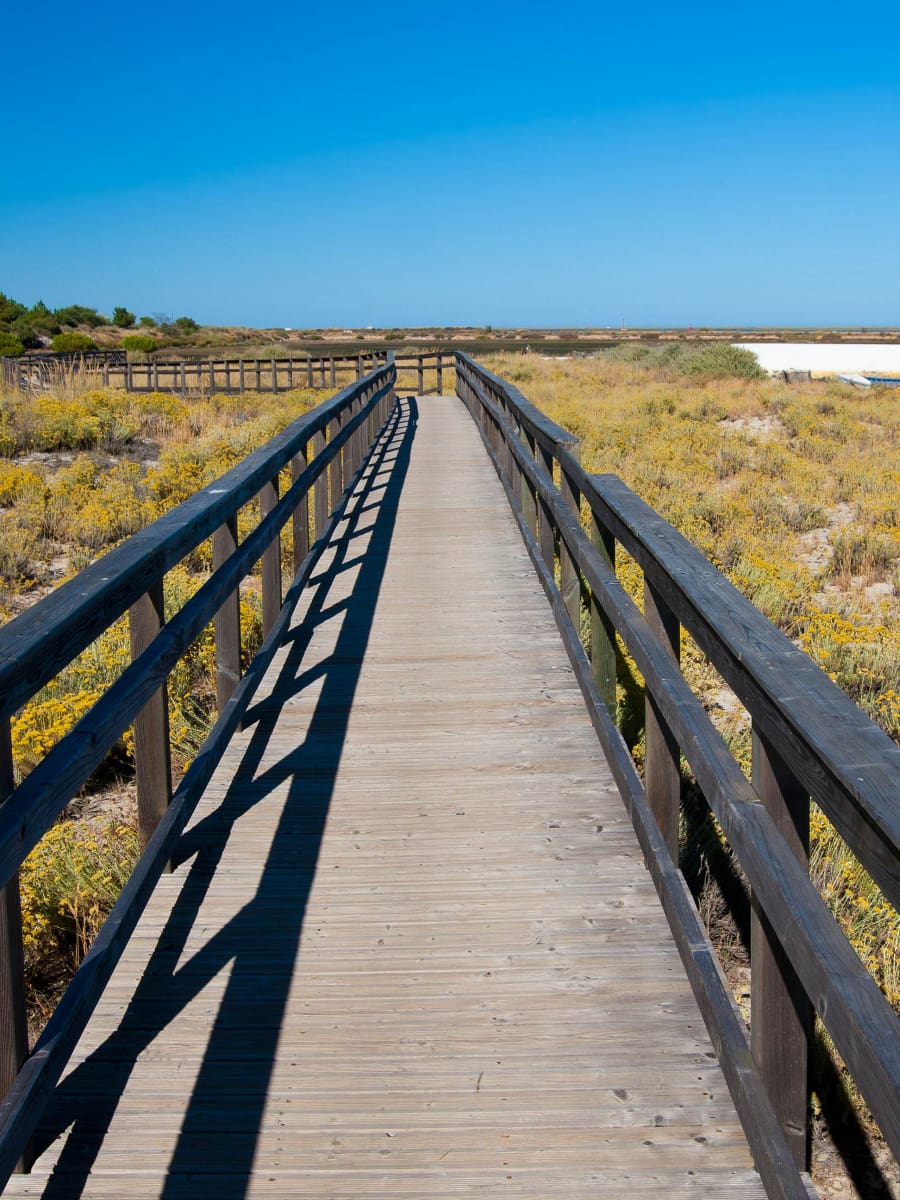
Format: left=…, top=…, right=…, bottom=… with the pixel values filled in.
left=6, top=397, right=765, bottom=1198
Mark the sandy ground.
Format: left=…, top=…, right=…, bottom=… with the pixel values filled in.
left=736, top=343, right=900, bottom=374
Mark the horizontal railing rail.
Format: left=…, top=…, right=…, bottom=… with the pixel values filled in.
left=0, top=362, right=397, bottom=1182
left=455, top=352, right=900, bottom=1200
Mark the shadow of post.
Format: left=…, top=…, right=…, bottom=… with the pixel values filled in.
left=33, top=398, right=419, bottom=1199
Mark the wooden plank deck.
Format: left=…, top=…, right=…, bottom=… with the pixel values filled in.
left=5, top=396, right=766, bottom=1198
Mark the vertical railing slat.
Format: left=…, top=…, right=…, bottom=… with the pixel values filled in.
left=259, top=478, right=282, bottom=636
left=559, top=456, right=582, bottom=632
left=751, top=731, right=811, bottom=1169
left=0, top=719, right=28, bottom=1154
left=537, top=446, right=556, bottom=570
left=292, top=447, right=310, bottom=572
left=330, top=416, right=344, bottom=511
left=128, top=582, right=173, bottom=852
left=213, top=516, right=242, bottom=711
left=643, top=581, right=681, bottom=858
left=590, top=512, right=617, bottom=718
left=313, top=429, right=328, bottom=536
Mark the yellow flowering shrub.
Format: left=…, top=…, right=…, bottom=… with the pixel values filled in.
left=810, top=809, right=900, bottom=1009
left=0, top=463, right=44, bottom=507
left=20, top=819, right=140, bottom=966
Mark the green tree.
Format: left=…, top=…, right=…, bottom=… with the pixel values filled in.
left=138, top=315, right=157, bottom=328
left=174, top=316, right=199, bottom=333
left=0, top=292, right=27, bottom=325
left=0, top=331, right=24, bottom=356
left=54, top=305, right=108, bottom=329
left=112, top=306, right=136, bottom=329
left=28, top=301, right=60, bottom=336
left=10, top=317, right=41, bottom=349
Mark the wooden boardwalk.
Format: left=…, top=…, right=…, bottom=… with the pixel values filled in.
left=6, top=397, right=766, bottom=1198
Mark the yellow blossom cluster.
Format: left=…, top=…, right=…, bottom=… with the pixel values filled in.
left=19, top=819, right=140, bottom=964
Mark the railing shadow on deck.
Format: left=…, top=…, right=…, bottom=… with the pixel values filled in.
left=27, top=398, right=418, bottom=1199
left=0, top=361, right=397, bottom=1184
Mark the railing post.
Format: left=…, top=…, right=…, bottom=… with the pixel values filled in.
left=292, top=447, right=309, bottom=571
left=643, top=581, right=681, bottom=858
left=751, top=731, right=811, bottom=1168
left=271, top=358, right=278, bottom=393
left=520, top=429, right=537, bottom=537
left=417, top=356, right=424, bottom=394
left=238, top=360, right=244, bottom=393
left=357, top=355, right=363, bottom=380
left=213, top=516, right=242, bottom=710
left=590, top=512, right=617, bottom=718
left=306, top=357, right=313, bottom=388
left=0, top=719, right=28, bottom=1152
left=330, top=416, right=343, bottom=510
left=436, top=355, right=443, bottom=394
left=537, top=446, right=556, bottom=570
left=341, top=400, right=354, bottom=490
left=128, top=581, right=173, bottom=851
left=313, top=429, right=328, bottom=536
left=559, top=453, right=582, bottom=632
left=259, top=478, right=281, bottom=636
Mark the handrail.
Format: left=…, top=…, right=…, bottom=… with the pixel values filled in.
left=455, top=353, right=900, bottom=1199
left=0, top=362, right=397, bottom=1179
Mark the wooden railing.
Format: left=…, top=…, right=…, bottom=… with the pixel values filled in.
left=455, top=353, right=900, bottom=1200
left=2, top=350, right=453, bottom=396
left=0, top=362, right=397, bottom=1180
left=1, top=350, right=126, bottom=390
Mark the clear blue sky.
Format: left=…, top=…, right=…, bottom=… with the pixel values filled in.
left=2, top=0, right=898, bottom=328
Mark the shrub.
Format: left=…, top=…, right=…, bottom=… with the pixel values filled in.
left=120, top=334, right=157, bottom=353
left=0, top=332, right=24, bottom=356
left=54, top=305, right=108, bottom=329
left=0, top=292, right=27, bottom=324
left=112, top=306, right=135, bottom=329
left=680, top=343, right=764, bottom=379
left=138, top=315, right=156, bottom=328
left=50, top=332, right=98, bottom=353
left=174, top=316, right=199, bottom=333
left=28, top=301, right=60, bottom=336
left=20, top=818, right=140, bottom=968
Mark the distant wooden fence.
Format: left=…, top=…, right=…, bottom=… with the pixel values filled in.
left=0, top=362, right=397, bottom=1181
left=0, top=350, right=126, bottom=390
left=455, top=353, right=900, bottom=1200
left=2, top=351, right=453, bottom=396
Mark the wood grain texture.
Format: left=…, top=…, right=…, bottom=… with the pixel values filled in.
left=5, top=397, right=765, bottom=1199
left=128, top=583, right=172, bottom=849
